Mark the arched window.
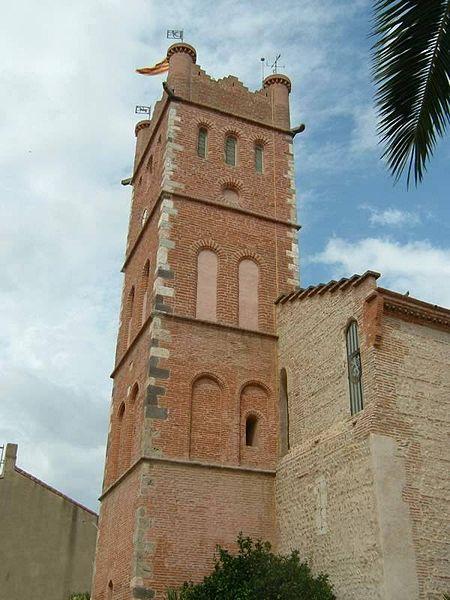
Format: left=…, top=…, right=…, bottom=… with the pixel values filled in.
left=346, top=320, right=363, bottom=415
left=112, top=401, right=125, bottom=478
left=239, top=383, right=269, bottom=466
left=190, top=376, right=222, bottom=461
left=196, top=250, right=218, bottom=321
left=255, top=143, right=264, bottom=173
left=279, top=368, right=290, bottom=455
left=147, top=155, right=153, bottom=173
left=141, top=208, right=148, bottom=227
left=107, top=580, right=113, bottom=600
left=225, top=135, right=237, bottom=166
left=141, top=260, right=150, bottom=324
left=126, top=286, right=135, bottom=346
left=222, top=186, right=239, bottom=206
left=197, top=127, right=208, bottom=158
left=245, top=415, right=258, bottom=446
left=238, top=259, right=259, bottom=330
left=123, top=384, right=138, bottom=470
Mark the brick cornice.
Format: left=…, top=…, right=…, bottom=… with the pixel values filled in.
left=122, top=189, right=300, bottom=272
left=378, top=287, right=450, bottom=330
left=159, top=311, right=278, bottom=339
left=99, top=455, right=276, bottom=501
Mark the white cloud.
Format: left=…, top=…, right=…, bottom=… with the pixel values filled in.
left=312, top=237, right=450, bottom=307
left=365, top=207, right=421, bottom=227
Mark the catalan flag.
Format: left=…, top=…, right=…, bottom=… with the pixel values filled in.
left=136, top=58, right=169, bottom=76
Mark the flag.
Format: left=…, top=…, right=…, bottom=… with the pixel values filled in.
left=136, top=58, right=169, bottom=76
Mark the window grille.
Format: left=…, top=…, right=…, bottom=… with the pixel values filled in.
left=346, top=320, right=363, bottom=414
left=197, top=128, right=207, bottom=158
left=255, top=144, right=264, bottom=172
left=225, top=136, right=237, bottom=166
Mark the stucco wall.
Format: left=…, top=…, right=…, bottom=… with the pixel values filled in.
left=0, top=445, right=98, bottom=600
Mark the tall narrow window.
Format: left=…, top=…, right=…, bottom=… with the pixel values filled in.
left=279, top=368, right=290, bottom=455
left=196, top=250, right=218, bottom=321
left=255, top=143, right=264, bottom=173
left=126, top=286, right=135, bottom=346
left=107, top=581, right=113, bottom=600
left=245, top=415, right=258, bottom=446
left=238, top=259, right=259, bottom=329
left=141, top=260, right=150, bottom=325
left=225, top=135, right=237, bottom=166
left=197, top=127, right=207, bottom=158
left=346, top=320, right=363, bottom=414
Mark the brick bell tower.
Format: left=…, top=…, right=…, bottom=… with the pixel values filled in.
left=92, top=42, right=300, bottom=600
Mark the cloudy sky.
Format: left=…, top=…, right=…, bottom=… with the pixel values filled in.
left=1, top=0, right=449, bottom=511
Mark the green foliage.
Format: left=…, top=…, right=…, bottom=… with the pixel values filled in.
left=372, top=0, right=450, bottom=185
left=69, top=594, right=90, bottom=600
left=167, top=534, right=335, bottom=600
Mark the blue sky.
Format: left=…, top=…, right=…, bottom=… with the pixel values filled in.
left=1, top=0, right=449, bottom=510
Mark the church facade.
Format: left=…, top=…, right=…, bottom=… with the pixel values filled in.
left=92, top=43, right=450, bottom=600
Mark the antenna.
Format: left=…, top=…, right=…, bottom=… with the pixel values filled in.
left=135, top=105, right=151, bottom=120
left=167, top=29, right=184, bottom=42
left=260, top=58, right=265, bottom=84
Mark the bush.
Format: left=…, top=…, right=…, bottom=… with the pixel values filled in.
left=167, top=534, right=335, bottom=599
left=69, top=594, right=90, bottom=600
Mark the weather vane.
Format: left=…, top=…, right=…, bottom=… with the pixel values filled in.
left=260, top=54, right=285, bottom=83
left=167, top=29, right=184, bottom=42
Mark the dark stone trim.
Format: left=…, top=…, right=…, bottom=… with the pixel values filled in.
left=157, top=267, right=174, bottom=279
left=132, top=586, right=155, bottom=599
left=154, top=294, right=173, bottom=313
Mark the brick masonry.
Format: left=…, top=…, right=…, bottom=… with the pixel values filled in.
left=92, top=42, right=450, bottom=600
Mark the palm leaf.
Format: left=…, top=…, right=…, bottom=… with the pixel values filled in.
left=372, top=0, right=450, bottom=185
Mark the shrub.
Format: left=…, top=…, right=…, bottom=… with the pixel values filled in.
left=167, top=534, right=335, bottom=599
left=69, top=594, right=90, bottom=600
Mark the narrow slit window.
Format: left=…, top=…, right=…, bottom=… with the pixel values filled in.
left=346, top=320, right=364, bottom=415
left=225, top=136, right=237, bottom=166
left=279, top=368, right=290, bottom=454
left=197, top=127, right=207, bottom=158
left=126, top=286, right=135, bottom=347
left=255, top=144, right=264, bottom=173
left=245, top=415, right=258, bottom=446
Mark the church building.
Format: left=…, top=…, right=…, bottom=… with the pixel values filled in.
left=92, top=42, right=450, bottom=600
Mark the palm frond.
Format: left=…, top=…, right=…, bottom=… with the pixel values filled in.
left=372, top=0, right=450, bottom=185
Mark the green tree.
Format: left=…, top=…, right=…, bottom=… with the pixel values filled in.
left=372, top=0, right=450, bottom=185
left=167, top=534, right=335, bottom=600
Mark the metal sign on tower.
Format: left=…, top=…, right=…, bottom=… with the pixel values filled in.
left=135, top=105, right=151, bottom=119
left=167, top=29, right=184, bottom=42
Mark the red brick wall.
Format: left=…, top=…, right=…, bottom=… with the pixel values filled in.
left=93, top=43, right=297, bottom=600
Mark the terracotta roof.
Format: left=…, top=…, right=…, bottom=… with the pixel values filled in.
left=275, top=271, right=381, bottom=305
left=15, top=467, right=98, bottom=517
